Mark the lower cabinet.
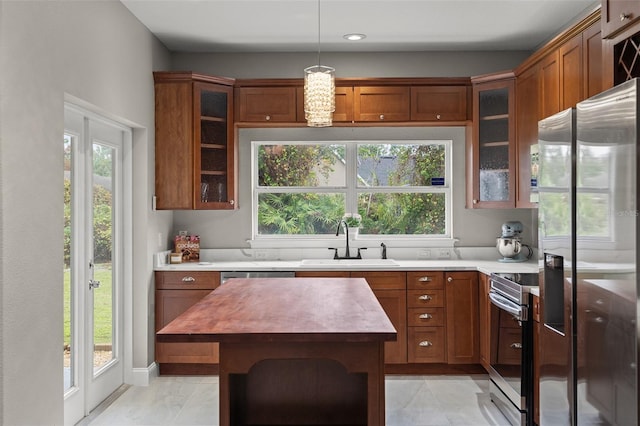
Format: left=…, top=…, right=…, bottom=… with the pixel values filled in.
left=155, top=271, right=220, bottom=374
left=407, top=271, right=479, bottom=364
left=444, top=271, right=480, bottom=364
left=478, top=273, right=491, bottom=370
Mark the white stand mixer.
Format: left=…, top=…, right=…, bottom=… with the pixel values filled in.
left=496, top=221, right=533, bottom=263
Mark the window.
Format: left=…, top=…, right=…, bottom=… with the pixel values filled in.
left=252, top=140, right=452, bottom=240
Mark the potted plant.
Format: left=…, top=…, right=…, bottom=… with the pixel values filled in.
left=343, top=213, right=362, bottom=238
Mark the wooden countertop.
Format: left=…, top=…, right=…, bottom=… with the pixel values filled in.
left=157, top=277, right=397, bottom=344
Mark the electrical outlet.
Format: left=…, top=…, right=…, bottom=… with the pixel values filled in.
left=417, top=249, right=431, bottom=259
left=437, top=248, right=451, bottom=259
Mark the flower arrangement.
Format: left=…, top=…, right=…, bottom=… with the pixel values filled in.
left=343, top=213, right=362, bottom=228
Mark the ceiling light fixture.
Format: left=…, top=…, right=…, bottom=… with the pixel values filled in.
left=304, top=0, right=335, bottom=127
left=343, top=33, right=366, bottom=41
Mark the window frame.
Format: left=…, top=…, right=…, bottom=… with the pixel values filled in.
left=251, top=139, right=454, bottom=246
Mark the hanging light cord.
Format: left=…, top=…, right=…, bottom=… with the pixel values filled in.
left=316, top=0, right=321, bottom=67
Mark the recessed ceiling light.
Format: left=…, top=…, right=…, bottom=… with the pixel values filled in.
left=343, top=33, right=366, bottom=41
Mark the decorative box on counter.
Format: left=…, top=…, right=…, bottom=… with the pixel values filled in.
left=174, top=233, right=200, bottom=262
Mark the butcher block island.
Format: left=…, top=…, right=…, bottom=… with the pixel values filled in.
left=157, top=277, right=397, bottom=426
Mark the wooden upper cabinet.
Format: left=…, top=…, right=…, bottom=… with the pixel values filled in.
left=602, top=0, right=640, bottom=38
left=410, top=86, right=469, bottom=121
left=154, top=72, right=236, bottom=210
left=559, top=34, right=583, bottom=110
left=353, top=86, right=410, bottom=122
left=583, top=22, right=604, bottom=98
left=469, top=72, right=516, bottom=208
left=515, top=64, right=540, bottom=209
left=333, top=86, right=355, bottom=122
left=236, top=86, right=298, bottom=122
left=540, top=51, right=560, bottom=119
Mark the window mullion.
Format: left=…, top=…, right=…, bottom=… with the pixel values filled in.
left=346, top=143, right=358, bottom=214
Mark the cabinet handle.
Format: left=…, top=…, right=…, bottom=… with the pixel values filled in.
left=379, top=114, right=385, bottom=120
left=419, top=341, right=433, bottom=347
left=182, top=276, right=196, bottom=282
left=418, top=276, right=432, bottom=282
left=418, top=294, right=433, bottom=301
left=447, top=276, right=453, bottom=283
left=419, top=313, right=433, bottom=319
left=621, top=12, right=631, bottom=21
left=436, top=114, right=441, bottom=120
left=510, top=343, right=522, bottom=349
left=229, top=199, right=235, bottom=205
left=265, top=115, right=271, bottom=121
left=472, top=199, right=478, bottom=204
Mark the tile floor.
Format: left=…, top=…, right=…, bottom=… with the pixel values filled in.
left=80, top=374, right=510, bottom=426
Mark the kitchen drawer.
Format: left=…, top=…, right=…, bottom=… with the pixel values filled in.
left=350, top=271, right=406, bottom=290
left=408, top=307, right=445, bottom=327
left=155, top=271, right=220, bottom=290
left=407, top=289, right=445, bottom=308
left=408, top=327, right=446, bottom=363
left=499, top=309, right=521, bottom=328
left=497, top=327, right=522, bottom=365
left=407, top=271, right=444, bottom=290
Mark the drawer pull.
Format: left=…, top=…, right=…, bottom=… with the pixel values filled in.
left=181, top=276, right=196, bottom=283
left=265, top=115, right=271, bottom=121
left=510, top=343, right=522, bottom=349
left=418, top=294, right=433, bottom=301
left=418, top=276, right=432, bottom=282
left=447, top=276, right=453, bottom=283
left=379, top=114, right=385, bottom=120
left=419, top=313, right=433, bottom=319
left=419, top=341, right=433, bottom=347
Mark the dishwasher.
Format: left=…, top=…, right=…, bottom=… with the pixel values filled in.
left=220, top=270, right=295, bottom=284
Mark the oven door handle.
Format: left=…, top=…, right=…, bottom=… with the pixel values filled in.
left=489, top=290, right=526, bottom=321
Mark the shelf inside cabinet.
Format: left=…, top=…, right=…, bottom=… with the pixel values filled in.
left=201, top=143, right=226, bottom=150
left=201, top=116, right=226, bottom=122
left=482, top=141, right=509, bottom=147
left=480, top=114, right=509, bottom=121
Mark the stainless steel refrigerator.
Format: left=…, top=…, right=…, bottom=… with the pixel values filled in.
left=538, top=107, right=576, bottom=425
left=538, top=79, right=639, bottom=425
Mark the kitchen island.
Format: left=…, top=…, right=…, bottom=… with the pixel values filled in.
left=157, top=277, right=397, bottom=426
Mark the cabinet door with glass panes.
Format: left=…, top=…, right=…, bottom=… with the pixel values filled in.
left=193, top=81, right=235, bottom=209
left=469, top=73, right=516, bottom=208
left=154, top=72, right=236, bottom=210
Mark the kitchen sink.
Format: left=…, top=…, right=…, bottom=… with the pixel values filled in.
left=299, top=258, right=400, bottom=267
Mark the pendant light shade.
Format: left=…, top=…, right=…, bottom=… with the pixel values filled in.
left=304, top=0, right=335, bottom=127
left=304, top=65, right=335, bottom=127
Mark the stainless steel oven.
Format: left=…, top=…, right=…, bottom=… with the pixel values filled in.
left=488, top=272, right=539, bottom=426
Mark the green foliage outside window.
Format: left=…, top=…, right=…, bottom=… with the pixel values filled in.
left=256, top=141, right=448, bottom=237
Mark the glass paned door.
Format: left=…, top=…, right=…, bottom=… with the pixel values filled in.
left=64, top=106, right=127, bottom=426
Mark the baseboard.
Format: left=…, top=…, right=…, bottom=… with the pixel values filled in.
left=129, top=362, right=158, bottom=386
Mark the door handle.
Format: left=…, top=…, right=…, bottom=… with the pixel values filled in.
left=89, top=279, right=101, bottom=290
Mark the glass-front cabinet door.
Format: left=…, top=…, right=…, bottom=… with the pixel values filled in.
left=194, top=82, right=234, bottom=209
left=469, top=73, right=516, bottom=208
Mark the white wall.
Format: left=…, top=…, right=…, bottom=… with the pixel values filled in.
left=171, top=51, right=531, bottom=79
left=0, top=1, right=171, bottom=424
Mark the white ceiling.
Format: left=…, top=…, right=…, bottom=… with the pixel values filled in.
left=121, top=0, right=599, bottom=53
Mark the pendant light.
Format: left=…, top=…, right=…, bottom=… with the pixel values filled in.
left=304, top=0, right=335, bottom=127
